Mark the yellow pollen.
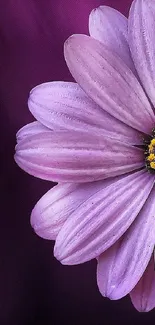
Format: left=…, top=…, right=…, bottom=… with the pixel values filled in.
left=144, top=130, right=155, bottom=173
left=150, top=162, right=155, bottom=169
left=151, top=139, right=155, bottom=146
left=147, top=154, right=155, bottom=162
left=149, top=139, right=155, bottom=153
left=149, top=144, right=155, bottom=153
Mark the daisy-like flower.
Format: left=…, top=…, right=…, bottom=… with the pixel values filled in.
left=15, top=0, right=155, bottom=312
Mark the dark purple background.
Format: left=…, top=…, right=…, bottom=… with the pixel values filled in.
left=1, top=1, right=155, bottom=324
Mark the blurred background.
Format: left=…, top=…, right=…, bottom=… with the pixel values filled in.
left=1, top=0, right=154, bottom=324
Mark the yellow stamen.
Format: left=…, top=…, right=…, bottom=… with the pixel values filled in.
left=149, top=139, right=155, bottom=152
left=151, top=139, right=155, bottom=146
left=149, top=144, right=155, bottom=153
left=144, top=130, right=155, bottom=172
left=150, top=162, right=155, bottom=169
left=147, top=154, right=155, bottom=162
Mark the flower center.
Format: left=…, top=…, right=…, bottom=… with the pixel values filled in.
left=144, top=128, right=155, bottom=173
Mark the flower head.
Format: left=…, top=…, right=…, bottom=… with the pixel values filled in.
left=15, top=0, right=155, bottom=312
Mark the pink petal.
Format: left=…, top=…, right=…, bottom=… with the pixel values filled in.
left=15, top=131, right=144, bottom=183
left=64, top=34, right=155, bottom=134
left=31, top=177, right=120, bottom=240
left=89, top=6, right=136, bottom=73
left=29, top=81, right=143, bottom=145
left=97, top=187, right=155, bottom=300
left=130, top=256, right=155, bottom=312
left=129, top=0, right=155, bottom=108
left=16, top=121, right=51, bottom=142
left=54, top=170, right=154, bottom=265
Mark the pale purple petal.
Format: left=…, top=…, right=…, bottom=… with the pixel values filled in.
left=16, top=121, right=51, bottom=143
left=89, top=6, right=136, bottom=73
left=130, top=256, right=155, bottom=312
left=64, top=34, right=155, bottom=134
left=29, top=81, right=143, bottom=145
left=97, top=187, right=155, bottom=299
left=15, top=131, right=144, bottom=183
left=129, top=0, right=155, bottom=108
left=54, top=170, right=154, bottom=265
left=31, top=177, right=120, bottom=240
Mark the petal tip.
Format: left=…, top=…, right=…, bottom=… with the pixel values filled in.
left=54, top=245, right=62, bottom=262
left=64, top=34, right=77, bottom=48
left=64, top=34, right=88, bottom=51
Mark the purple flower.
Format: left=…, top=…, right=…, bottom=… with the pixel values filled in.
left=15, top=1, right=155, bottom=312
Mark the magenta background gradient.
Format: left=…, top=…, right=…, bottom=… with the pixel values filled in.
left=1, top=1, right=154, bottom=324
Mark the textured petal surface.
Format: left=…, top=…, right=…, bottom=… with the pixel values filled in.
left=89, top=6, right=136, bottom=73
left=15, top=131, right=144, bottom=183
left=64, top=34, right=155, bottom=134
left=54, top=170, right=154, bottom=264
left=97, top=186, right=155, bottom=300
left=29, top=81, right=143, bottom=145
left=16, top=121, right=51, bottom=143
left=31, top=177, right=120, bottom=240
left=130, top=256, right=155, bottom=312
left=129, top=0, right=155, bottom=108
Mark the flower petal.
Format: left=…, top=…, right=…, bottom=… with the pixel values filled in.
left=54, top=170, right=154, bottom=264
left=129, top=0, right=155, bottom=108
left=31, top=177, right=120, bottom=240
left=130, top=256, right=155, bottom=312
left=97, top=186, right=155, bottom=300
left=64, top=34, right=155, bottom=134
left=16, top=121, right=51, bottom=143
left=15, top=131, right=144, bottom=183
left=28, top=81, right=143, bottom=145
left=89, top=6, right=136, bottom=73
